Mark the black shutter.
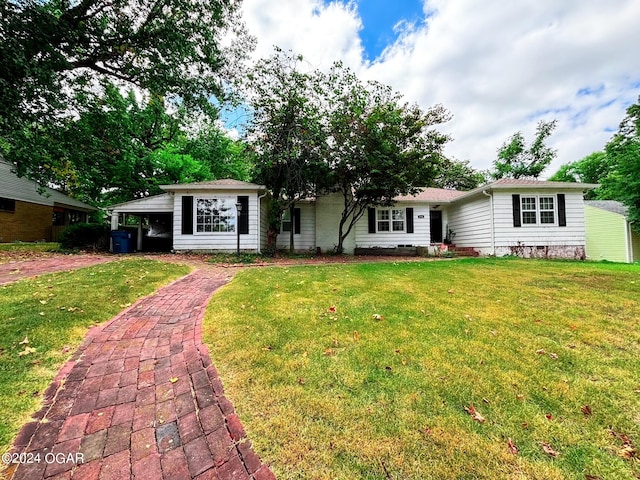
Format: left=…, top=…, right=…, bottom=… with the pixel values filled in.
left=294, top=208, right=301, bottom=234
left=512, top=194, right=521, bottom=228
left=238, top=196, right=249, bottom=234
left=557, top=194, right=566, bottom=227
left=406, top=207, right=414, bottom=233
left=368, top=208, right=376, bottom=233
left=182, top=196, right=193, bottom=235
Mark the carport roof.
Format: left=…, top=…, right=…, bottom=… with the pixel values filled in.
left=160, top=179, right=267, bottom=191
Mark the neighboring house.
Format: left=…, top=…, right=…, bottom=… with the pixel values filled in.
left=0, top=159, right=96, bottom=242
left=109, top=178, right=597, bottom=259
left=584, top=200, right=640, bottom=263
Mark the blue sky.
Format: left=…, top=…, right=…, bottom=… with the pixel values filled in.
left=349, top=0, right=425, bottom=61
left=239, top=0, right=640, bottom=175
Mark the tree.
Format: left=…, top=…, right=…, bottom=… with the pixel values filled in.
left=7, top=84, right=249, bottom=205
left=245, top=49, right=329, bottom=252
left=602, top=98, right=640, bottom=230
left=433, top=157, right=485, bottom=190
left=324, top=64, right=451, bottom=253
left=490, top=120, right=558, bottom=179
left=548, top=151, right=615, bottom=199
left=1, top=0, right=253, bottom=188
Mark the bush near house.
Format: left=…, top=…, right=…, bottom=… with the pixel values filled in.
left=58, top=223, right=110, bottom=250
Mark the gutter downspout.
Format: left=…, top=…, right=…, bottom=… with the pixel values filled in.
left=256, top=191, right=269, bottom=254
left=483, top=190, right=495, bottom=255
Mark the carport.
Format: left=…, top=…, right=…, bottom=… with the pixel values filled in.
left=108, top=194, right=174, bottom=252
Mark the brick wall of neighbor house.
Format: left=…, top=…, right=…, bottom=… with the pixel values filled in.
left=0, top=200, right=53, bottom=242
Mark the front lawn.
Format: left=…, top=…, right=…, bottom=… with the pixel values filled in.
left=0, top=259, right=191, bottom=454
left=203, top=258, right=640, bottom=480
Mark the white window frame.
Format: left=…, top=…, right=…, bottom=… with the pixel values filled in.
left=376, top=208, right=405, bottom=233
left=521, top=195, right=557, bottom=226
left=195, top=197, right=236, bottom=234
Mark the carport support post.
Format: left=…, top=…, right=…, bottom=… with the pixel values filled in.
left=110, top=212, right=119, bottom=252
left=137, top=216, right=143, bottom=252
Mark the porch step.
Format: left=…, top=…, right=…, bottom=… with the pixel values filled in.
left=449, top=246, right=480, bottom=257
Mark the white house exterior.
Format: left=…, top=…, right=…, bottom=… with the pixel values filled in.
left=108, top=178, right=596, bottom=259
left=109, top=179, right=269, bottom=253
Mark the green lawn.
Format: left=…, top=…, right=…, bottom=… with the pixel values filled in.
left=203, top=258, right=640, bottom=480
left=0, top=259, right=191, bottom=454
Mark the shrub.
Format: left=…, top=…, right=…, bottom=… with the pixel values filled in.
left=58, top=223, right=110, bottom=250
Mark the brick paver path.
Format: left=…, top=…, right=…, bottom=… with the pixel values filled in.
left=0, top=255, right=115, bottom=285
left=6, top=270, right=275, bottom=480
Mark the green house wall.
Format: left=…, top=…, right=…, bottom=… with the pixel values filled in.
left=585, top=205, right=628, bottom=262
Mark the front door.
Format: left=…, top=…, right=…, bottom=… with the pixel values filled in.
left=430, top=210, right=443, bottom=243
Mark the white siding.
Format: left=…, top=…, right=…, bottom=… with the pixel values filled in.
left=493, top=190, right=585, bottom=248
left=447, top=196, right=492, bottom=249
left=111, top=194, right=173, bottom=213
left=276, top=202, right=316, bottom=251
left=354, top=203, right=431, bottom=248
left=315, top=192, right=355, bottom=254
left=172, top=190, right=261, bottom=252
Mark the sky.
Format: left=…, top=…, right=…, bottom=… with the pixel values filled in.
left=234, top=0, right=640, bottom=178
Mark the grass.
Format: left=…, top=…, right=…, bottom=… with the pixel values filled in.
left=202, top=258, right=640, bottom=480
left=0, top=258, right=191, bottom=455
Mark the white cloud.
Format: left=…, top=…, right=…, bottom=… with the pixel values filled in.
left=240, top=0, right=640, bottom=176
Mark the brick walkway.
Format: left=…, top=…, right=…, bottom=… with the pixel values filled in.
left=6, top=270, right=275, bottom=480
left=0, top=255, right=115, bottom=285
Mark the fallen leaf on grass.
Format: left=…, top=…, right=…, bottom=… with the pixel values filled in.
left=464, top=405, right=486, bottom=423
left=19, top=337, right=29, bottom=345
left=17, top=346, right=36, bottom=357
left=507, top=438, right=518, bottom=455
left=447, top=289, right=454, bottom=294
left=353, top=330, right=360, bottom=341
left=298, top=378, right=305, bottom=385
left=323, top=348, right=335, bottom=356
left=618, top=444, right=636, bottom=459
left=549, top=353, right=558, bottom=360
left=541, top=442, right=559, bottom=457
left=581, top=405, right=592, bottom=417
left=39, top=300, right=47, bottom=305
left=328, top=305, right=336, bottom=313
left=536, top=349, right=546, bottom=355
left=545, top=413, right=553, bottom=421
left=62, top=346, right=70, bottom=353
left=372, top=314, right=384, bottom=321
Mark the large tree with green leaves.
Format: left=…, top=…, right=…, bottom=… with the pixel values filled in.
left=490, top=120, right=557, bottom=179
left=548, top=151, right=615, bottom=199
left=602, top=99, right=640, bottom=230
left=245, top=49, right=329, bottom=252
left=324, top=63, right=451, bottom=253
left=1, top=0, right=252, bottom=188
left=433, top=157, right=485, bottom=190
left=8, top=84, right=250, bottom=205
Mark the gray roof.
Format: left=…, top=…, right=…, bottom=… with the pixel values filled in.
left=160, top=179, right=267, bottom=191
left=585, top=200, right=629, bottom=217
left=0, top=159, right=95, bottom=211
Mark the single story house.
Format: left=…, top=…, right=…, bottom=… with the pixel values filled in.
left=584, top=200, right=640, bottom=263
left=109, top=178, right=597, bottom=259
left=0, top=159, right=96, bottom=242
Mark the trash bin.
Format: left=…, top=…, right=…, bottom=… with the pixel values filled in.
left=111, top=230, right=132, bottom=253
